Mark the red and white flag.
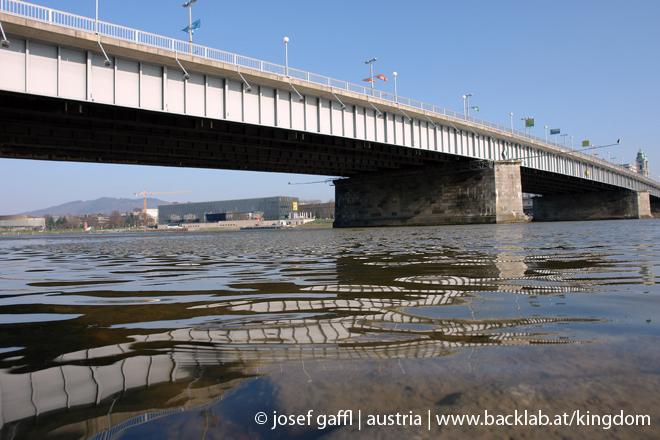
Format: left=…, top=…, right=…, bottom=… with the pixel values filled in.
left=375, top=74, right=387, bottom=81
left=363, top=78, right=374, bottom=82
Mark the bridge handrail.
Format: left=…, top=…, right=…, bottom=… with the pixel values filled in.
left=1, top=0, right=656, bottom=187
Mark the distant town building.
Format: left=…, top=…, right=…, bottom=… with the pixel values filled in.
left=146, top=209, right=158, bottom=222
left=623, top=163, right=637, bottom=173
left=298, top=201, right=335, bottom=219
left=158, top=196, right=307, bottom=228
left=636, top=149, right=649, bottom=178
left=0, top=215, right=45, bottom=230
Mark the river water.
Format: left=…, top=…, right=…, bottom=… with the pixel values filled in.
left=0, top=220, right=658, bottom=439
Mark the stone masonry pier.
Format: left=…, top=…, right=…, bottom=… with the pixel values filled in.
left=334, top=160, right=529, bottom=227
left=533, top=190, right=653, bottom=221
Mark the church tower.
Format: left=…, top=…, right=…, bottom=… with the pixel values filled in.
left=636, top=149, right=649, bottom=178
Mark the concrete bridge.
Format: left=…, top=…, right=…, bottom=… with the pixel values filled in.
left=1, top=1, right=658, bottom=226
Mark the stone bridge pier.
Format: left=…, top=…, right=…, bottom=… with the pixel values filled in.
left=533, top=190, right=653, bottom=221
left=652, top=197, right=660, bottom=218
left=334, top=160, right=530, bottom=227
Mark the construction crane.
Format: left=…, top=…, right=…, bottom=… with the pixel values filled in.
left=134, top=190, right=192, bottom=226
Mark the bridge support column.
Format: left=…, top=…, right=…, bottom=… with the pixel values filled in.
left=652, top=197, right=660, bottom=218
left=333, top=160, right=529, bottom=228
left=533, top=190, right=653, bottom=221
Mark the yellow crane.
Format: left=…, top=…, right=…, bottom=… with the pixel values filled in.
left=134, top=190, right=192, bottom=225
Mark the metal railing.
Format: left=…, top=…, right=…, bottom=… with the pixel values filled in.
left=1, top=0, right=657, bottom=187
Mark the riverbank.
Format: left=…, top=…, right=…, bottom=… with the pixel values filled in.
left=0, top=220, right=335, bottom=236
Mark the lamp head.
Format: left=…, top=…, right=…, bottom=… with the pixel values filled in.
left=283, top=36, right=289, bottom=43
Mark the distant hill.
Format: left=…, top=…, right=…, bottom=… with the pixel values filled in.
left=22, top=197, right=172, bottom=217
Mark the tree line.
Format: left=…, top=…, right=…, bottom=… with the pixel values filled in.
left=43, top=208, right=149, bottom=230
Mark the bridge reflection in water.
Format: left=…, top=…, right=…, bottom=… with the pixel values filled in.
left=1, top=268, right=603, bottom=438
left=1, top=221, right=649, bottom=439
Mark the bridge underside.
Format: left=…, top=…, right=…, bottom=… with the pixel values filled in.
left=520, top=168, right=654, bottom=221
left=521, top=167, right=627, bottom=195
left=0, top=91, right=456, bottom=176
left=1, top=91, right=655, bottom=225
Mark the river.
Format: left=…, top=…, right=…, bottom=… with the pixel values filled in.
left=0, top=220, right=658, bottom=439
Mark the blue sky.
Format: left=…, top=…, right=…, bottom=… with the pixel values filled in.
left=1, top=0, right=658, bottom=214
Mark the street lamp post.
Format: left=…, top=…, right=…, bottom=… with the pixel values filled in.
left=570, top=136, right=573, bottom=150
left=544, top=126, right=548, bottom=142
left=365, top=58, right=377, bottom=95
left=462, top=94, right=473, bottom=119
left=393, top=71, right=398, bottom=102
left=510, top=113, right=513, bottom=132
left=183, top=0, right=197, bottom=51
left=561, top=134, right=568, bottom=148
left=283, top=37, right=289, bottom=77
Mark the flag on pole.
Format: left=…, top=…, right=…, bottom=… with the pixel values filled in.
left=471, top=106, right=479, bottom=112
left=375, top=74, right=388, bottom=81
left=582, top=140, right=590, bottom=147
left=525, top=118, right=535, bottom=127
left=182, top=19, right=201, bottom=34
left=363, top=78, right=374, bottom=82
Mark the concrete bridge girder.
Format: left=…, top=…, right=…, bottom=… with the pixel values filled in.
left=1, top=11, right=659, bottom=226
left=0, top=14, right=649, bottom=182
left=0, top=91, right=452, bottom=176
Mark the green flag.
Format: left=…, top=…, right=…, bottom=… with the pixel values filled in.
left=471, top=106, right=480, bottom=112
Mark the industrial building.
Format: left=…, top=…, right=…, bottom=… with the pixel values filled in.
left=158, top=196, right=310, bottom=229
left=0, top=215, right=45, bottom=230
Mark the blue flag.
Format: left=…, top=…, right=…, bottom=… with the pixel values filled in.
left=182, top=19, right=201, bottom=34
